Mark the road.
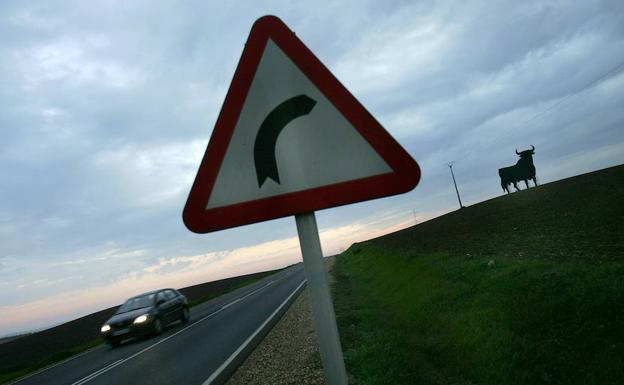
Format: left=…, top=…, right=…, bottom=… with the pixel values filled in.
left=11, top=265, right=306, bottom=385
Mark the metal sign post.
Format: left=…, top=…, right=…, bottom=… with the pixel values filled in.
left=295, top=212, right=348, bottom=385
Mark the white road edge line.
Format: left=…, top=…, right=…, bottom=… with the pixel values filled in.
left=201, top=279, right=307, bottom=385
left=7, top=346, right=102, bottom=385
left=66, top=274, right=290, bottom=385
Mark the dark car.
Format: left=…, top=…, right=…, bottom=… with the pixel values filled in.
left=100, top=288, right=189, bottom=347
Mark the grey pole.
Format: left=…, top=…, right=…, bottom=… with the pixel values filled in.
left=448, top=162, right=464, bottom=209
left=295, top=212, right=348, bottom=385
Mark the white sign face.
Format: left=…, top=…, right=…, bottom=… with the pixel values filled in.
left=184, top=16, right=420, bottom=234
left=206, top=39, right=392, bottom=209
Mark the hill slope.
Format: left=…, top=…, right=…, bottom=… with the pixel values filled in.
left=374, top=164, right=623, bottom=260
left=333, top=165, right=624, bottom=385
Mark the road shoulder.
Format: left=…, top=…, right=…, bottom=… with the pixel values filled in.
left=225, top=286, right=324, bottom=385
left=225, top=257, right=340, bottom=385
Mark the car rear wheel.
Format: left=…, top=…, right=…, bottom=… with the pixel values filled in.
left=181, top=307, right=190, bottom=323
left=153, top=318, right=163, bottom=335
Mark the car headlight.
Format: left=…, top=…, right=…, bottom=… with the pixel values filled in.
left=133, top=314, right=148, bottom=324
left=101, top=324, right=111, bottom=332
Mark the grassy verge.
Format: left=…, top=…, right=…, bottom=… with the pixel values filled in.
left=0, top=338, right=101, bottom=384
left=1, top=270, right=278, bottom=384
left=334, top=246, right=624, bottom=385
left=332, top=166, right=624, bottom=385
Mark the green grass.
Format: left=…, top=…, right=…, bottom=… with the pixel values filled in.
left=332, top=166, right=624, bottom=385
left=0, top=338, right=101, bottom=384
left=334, top=247, right=624, bottom=385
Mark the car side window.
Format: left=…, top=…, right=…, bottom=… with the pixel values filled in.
left=157, top=291, right=167, bottom=303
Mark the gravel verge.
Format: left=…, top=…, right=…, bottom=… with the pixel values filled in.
left=226, top=258, right=339, bottom=385
left=225, top=287, right=325, bottom=385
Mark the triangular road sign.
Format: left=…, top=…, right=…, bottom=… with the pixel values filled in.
left=183, top=15, right=420, bottom=233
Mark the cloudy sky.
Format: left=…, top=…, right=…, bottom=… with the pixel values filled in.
left=1, top=0, right=623, bottom=337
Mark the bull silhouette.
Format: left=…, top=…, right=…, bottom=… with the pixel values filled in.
left=498, top=146, right=537, bottom=194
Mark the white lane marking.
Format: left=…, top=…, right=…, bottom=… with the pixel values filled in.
left=71, top=359, right=123, bottom=385
left=223, top=280, right=275, bottom=307
left=67, top=275, right=292, bottom=384
left=220, top=298, right=242, bottom=310
left=201, top=279, right=307, bottom=385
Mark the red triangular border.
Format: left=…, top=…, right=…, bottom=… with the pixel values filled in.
left=183, top=15, right=421, bottom=233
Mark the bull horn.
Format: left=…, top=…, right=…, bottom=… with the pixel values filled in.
left=530, top=145, right=535, bottom=151
left=515, top=148, right=520, bottom=155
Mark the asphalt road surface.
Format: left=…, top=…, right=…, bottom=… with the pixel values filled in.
left=11, top=265, right=306, bottom=385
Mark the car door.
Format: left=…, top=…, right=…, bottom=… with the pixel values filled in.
left=156, top=291, right=174, bottom=324
left=164, top=289, right=182, bottom=319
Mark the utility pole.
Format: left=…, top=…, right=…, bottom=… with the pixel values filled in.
left=447, top=162, right=464, bottom=209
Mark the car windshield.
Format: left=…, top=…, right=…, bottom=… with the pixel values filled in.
left=116, top=293, right=155, bottom=314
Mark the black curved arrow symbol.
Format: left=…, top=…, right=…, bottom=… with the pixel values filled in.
left=254, top=94, right=317, bottom=187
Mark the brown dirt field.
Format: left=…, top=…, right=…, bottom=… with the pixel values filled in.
left=368, top=164, right=623, bottom=261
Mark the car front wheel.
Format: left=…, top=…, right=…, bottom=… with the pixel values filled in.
left=181, top=307, right=190, bottom=323
left=153, top=318, right=163, bottom=335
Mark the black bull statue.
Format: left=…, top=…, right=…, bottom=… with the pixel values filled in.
left=498, top=146, right=537, bottom=193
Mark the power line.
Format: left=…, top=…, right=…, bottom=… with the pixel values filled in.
left=521, top=59, right=624, bottom=126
